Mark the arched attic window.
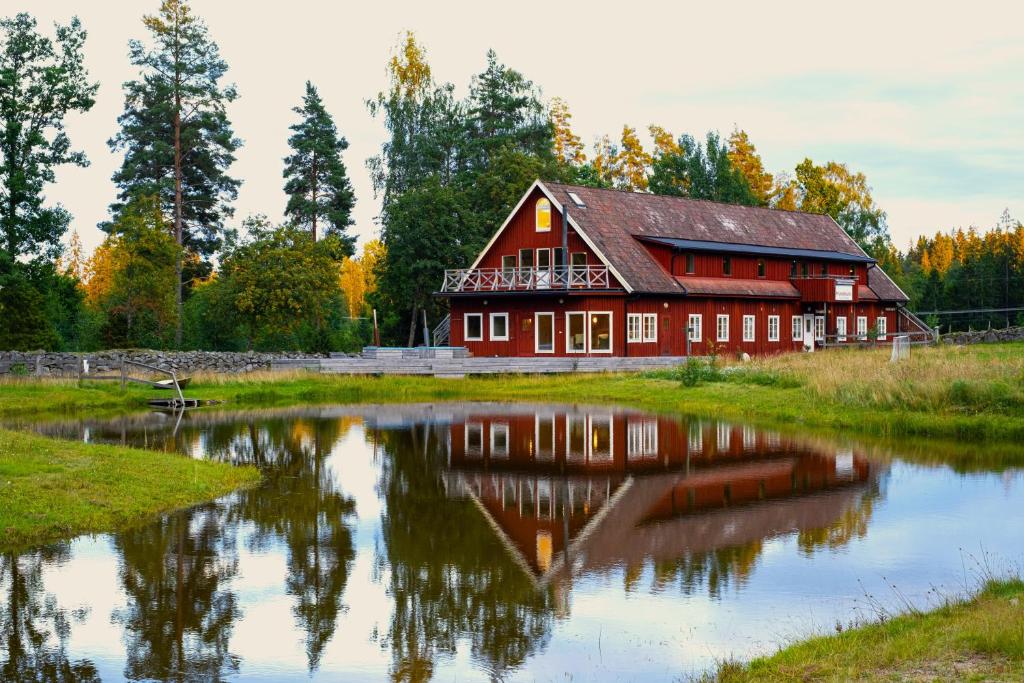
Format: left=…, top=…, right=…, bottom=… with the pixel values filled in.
left=535, top=198, right=551, bottom=232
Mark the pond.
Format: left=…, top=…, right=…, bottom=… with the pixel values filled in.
left=3, top=403, right=1023, bottom=681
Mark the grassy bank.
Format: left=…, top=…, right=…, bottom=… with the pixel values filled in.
left=3, top=342, right=1023, bottom=444
left=714, top=578, right=1024, bottom=681
left=0, top=428, right=260, bottom=551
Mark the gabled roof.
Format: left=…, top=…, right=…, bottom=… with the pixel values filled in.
left=867, top=266, right=909, bottom=302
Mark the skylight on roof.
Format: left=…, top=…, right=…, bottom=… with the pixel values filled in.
left=567, top=191, right=586, bottom=208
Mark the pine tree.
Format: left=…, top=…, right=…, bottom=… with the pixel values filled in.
left=649, top=131, right=758, bottom=205
left=108, top=0, right=240, bottom=347
left=283, top=81, right=356, bottom=250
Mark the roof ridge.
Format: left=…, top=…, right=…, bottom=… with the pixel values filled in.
left=542, top=179, right=830, bottom=219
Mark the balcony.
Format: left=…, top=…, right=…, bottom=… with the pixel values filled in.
left=441, top=266, right=613, bottom=293
left=790, top=275, right=857, bottom=303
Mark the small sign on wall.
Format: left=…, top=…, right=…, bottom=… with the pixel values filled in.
left=835, top=282, right=853, bottom=301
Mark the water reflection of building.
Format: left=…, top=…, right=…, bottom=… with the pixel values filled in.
left=443, top=408, right=879, bottom=587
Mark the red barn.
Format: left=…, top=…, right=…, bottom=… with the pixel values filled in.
left=437, top=180, right=926, bottom=357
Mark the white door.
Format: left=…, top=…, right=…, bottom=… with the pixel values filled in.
left=802, top=313, right=815, bottom=351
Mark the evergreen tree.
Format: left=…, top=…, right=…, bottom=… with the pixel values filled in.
left=283, top=81, right=356, bottom=250
left=108, top=0, right=240, bottom=347
left=726, top=128, right=774, bottom=205
left=649, top=131, right=759, bottom=206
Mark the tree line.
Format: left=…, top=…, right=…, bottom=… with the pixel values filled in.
left=1, top=5, right=1018, bottom=352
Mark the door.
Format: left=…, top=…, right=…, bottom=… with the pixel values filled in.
left=659, top=314, right=672, bottom=356
left=802, top=313, right=815, bottom=351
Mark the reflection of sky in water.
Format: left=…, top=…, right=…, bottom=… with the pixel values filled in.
left=3, top=408, right=1024, bottom=682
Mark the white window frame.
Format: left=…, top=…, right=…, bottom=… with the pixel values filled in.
left=836, top=316, right=847, bottom=342
left=490, top=422, right=509, bottom=458
left=742, top=314, right=756, bottom=342
left=857, top=315, right=868, bottom=339
left=535, top=414, right=555, bottom=460
left=716, top=314, right=730, bottom=343
left=566, top=311, right=587, bottom=353
left=688, top=422, right=703, bottom=454
left=688, top=314, right=702, bottom=342
left=627, top=418, right=659, bottom=459
left=535, top=312, right=555, bottom=353
left=815, top=315, right=825, bottom=341
left=792, top=315, right=802, bottom=342
left=642, top=313, right=657, bottom=342
left=877, top=316, right=887, bottom=341
left=489, top=312, right=509, bottom=341
left=535, top=197, right=551, bottom=232
left=768, top=315, right=780, bottom=342
left=566, top=414, right=587, bottom=462
left=464, top=313, right=483, bottom=342
left=717, top=422, right=731, bottom=452
left=588, top=414, right=614, bottom=462
left=465, top=422, right=483, bottom=457
left=588, top=311, right=613, bottom=354
left=627, top=313, right=643, bottom=343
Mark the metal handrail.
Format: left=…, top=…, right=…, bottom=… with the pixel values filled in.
left=441, top=265, right=613, bottom=292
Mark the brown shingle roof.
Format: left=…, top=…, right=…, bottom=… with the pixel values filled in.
left=866, top=266, right=909, bottom=302
left=676, top=277, right=800, bottom=299
left=543, top=181, right=903, bottom=298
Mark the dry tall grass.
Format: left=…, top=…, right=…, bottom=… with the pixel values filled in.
left=745, top=343, right=1024, bottom=414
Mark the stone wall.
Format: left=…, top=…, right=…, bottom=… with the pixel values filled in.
left=0, top=349, right=326, bottom=376
left=941, top=326, right=1024, bottom=346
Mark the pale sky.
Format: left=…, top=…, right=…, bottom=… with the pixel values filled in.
left=14, top=0, right=1024, bottom=256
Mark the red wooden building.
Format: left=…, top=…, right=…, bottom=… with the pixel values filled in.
left=438, top=180, right=928, bottom=357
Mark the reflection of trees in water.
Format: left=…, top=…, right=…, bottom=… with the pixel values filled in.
left=231, top=417, right=356, bottom=672
left=1, top=546, right=100, bottom=682
left=375, top=426, right=554, bottom=682
left=113, top=504, right=241, bottom=681
left=112, top=415, right=357, bottom=678
left=797, top=482, right=880, bottom=555
left=650, top=542, right=764, bottom=599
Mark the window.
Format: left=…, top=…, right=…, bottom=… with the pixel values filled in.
left=627, top=313, right=642, bottom=343
left=768, top=315, right=780, bottom=342
left=567, top=415, right=586, bottom=461
left=820, top=263, right=828, bottom=276
left=877, top=316, right=887, bottom=340
left=743, top=425, right=757, bottom=451
left=590, top=415, right=613, bottom=461
left=627, top=419, right=659, bottom=459
left=535, top=312, right=554, bottom=353
left=566, top=312, right=586, bottom=352
left=815, top=315, right=825, bottom=341
left=716, top=314, right=729, bottom=342
left=535, top=198, right=551, bottom=232
left=464, top=313, right=483, bottom=341
left=589, top=312, right=612, bottom=352
left=757, top=259, right=766, bottom=278
left=688, top=421, right=703, bottom=454
left=801, top=262, right=810, bottom=277
left=836, top=316, right=847, bottom=342
left=465, top=422, right=483, bottom=456
left=553, top=247, right=567, bottom=268
left=489, top=312, right=508, bottom=341
left=857, top=315, right=868, bottom=339
left=792, top=315, right=802, bottom=341
left=723, top=256, right=732, bottom=276
left=743, top=315, right=755, bottom=342
left=642, top=313, right=657, bottom=342
left=536, top=248, right=552, bottom=288
left=688, top=314, right=702, bottom=342
left=501, top=254, right=516, bottom=276
left=685, top=253, right=695, bottom=274
left=568, top=191, right=586, bottom=208
left=790, top=260, right=798, bottom=278
left=490, top=422, right=509, bottom=457
left=519, top=248, right=534, bottom=269
left=849, top=264, right=856, bottom=277
left=717, top=422, right=731, bottom=452
left=570, top=252, right=587, bottom=283
left=571, top=252, right=587, bottom=267
left=535, top=414, right=555, bottom=460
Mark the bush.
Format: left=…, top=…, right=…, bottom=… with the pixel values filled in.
left=678, top=358, right=724, bottom=387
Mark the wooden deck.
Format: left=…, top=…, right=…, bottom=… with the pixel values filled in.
left=271, top=355, right=689, bottom=377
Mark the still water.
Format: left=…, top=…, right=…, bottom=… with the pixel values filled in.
left=3, top=403, right=1023, bottom=681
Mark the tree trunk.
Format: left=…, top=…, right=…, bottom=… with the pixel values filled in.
left=173, top=107, right=184, bottom=349
left=406, top=304, right=418, bottom=348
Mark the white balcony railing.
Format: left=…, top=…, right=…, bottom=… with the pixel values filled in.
left=441, top=266, right=613, bottom=293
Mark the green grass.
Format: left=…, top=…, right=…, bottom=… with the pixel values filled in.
left=713, top=578, right=1024, bottom=682
left=0, top=428, right=260, bottom=552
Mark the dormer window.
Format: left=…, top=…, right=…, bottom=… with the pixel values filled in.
left=790, top=260, right=797, bottom=278
left=535, top=198, right=551, bottom=232
left=723, top=256, right=732, bottom=276
left=757, top=259, right=766, bottom=278
left=685, top=253, right=695, bottom=274
left=801, top=262, right=809, bottom=278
